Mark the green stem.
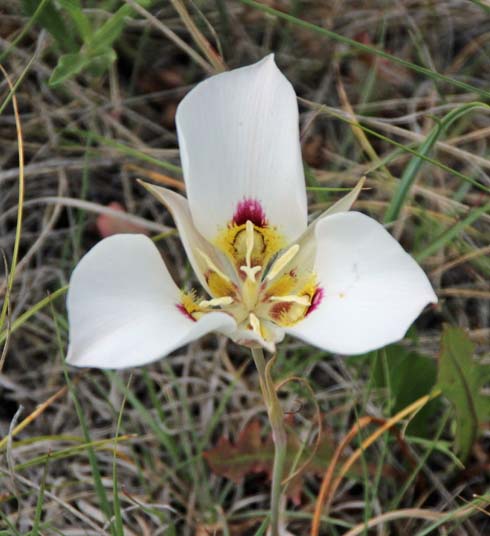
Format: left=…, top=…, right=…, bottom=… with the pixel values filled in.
left=251, top=347, right=287, bottom=536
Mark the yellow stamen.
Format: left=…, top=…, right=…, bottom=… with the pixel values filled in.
left=266, top=244, right=300, bottom=281
left=196, top=249, right=231, bottom=283
left=249, top=312, right=262, bottom=337
left=180, top=290, right=204, bottom=320
left=199, top=296, right=234, bottom=308
left=269, top=294, right=311, bottom=306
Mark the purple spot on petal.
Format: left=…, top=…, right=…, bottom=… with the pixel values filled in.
left=232, top=198, right=267, bottom=227
left=270, top=301, right=292, bottom=321
left=176, top=303, right=196, bottom=322
left=306, top=287, right=324, bottom=316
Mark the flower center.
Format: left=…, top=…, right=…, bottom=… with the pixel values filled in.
left=177, top=203, right=323, bottom=344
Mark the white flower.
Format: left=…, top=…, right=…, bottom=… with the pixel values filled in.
left=66, top=55, right=437, bottom=369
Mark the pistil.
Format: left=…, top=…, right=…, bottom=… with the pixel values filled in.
left=240, top=220, right=262, bottom=282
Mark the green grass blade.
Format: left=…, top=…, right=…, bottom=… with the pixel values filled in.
left=415, top=201, right=490, bottom=262
left=0, top=286, right=68, bottom=346
left=162, top=362, right=211, bottom=509
left=52, top=303, right=115, bottom=534
left=13, top=436, right=134, bottom=472
left=57, top=0, right=92, bottom=42
left=197, top=371, right=245, bottom=452
left=389, top=411, right=453, bottom=510
left=112, top=375, right=132, bottom=536
left=88, top=4, right=132, bottom=53
left=414, top=499, right=482, bottom=536
left=384, top=102, right=490, bottom=223
left=468, top=0, right=490, bottom=14
left=239, top=0, right=490, bottom=100
left=106, top=370, right=181, bottom=466
left=0, top=73, right=25, bottom=338
left=62, top=378, right=115, bottom=534
left=66, top=128, right=182, bottom=174
left=253, top=514, right=271, bottom=536
left=0, top=511, right=21, bottom=535
left=4, top=0, right=55, bottom=62
left=29, top=454, right=50, bottom=536
left=302, top=99, right=490, bottom=195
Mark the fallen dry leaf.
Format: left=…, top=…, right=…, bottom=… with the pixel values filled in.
left=204, top=419, right=337, bottom=504
left=96, top=201, right=149, bottom=238
left=204, top=418, right=398, bottom=505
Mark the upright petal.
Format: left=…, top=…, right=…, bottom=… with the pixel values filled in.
left=67, top=234, right=236, bottom=369
left=292, top=177, right=367, bottom=272
left=288, top=212, right=437, bottom=355
left=322, top=176, right=366, bottom=218
left=140, top=182, right=235, bottom=295
left=176, top=55, right=307, bottom=242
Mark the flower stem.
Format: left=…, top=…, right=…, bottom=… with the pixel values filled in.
left=251, top=347, right=287, bottom=536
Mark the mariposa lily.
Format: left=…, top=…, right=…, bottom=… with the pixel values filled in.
left=67, top=55, right=437, bottom=369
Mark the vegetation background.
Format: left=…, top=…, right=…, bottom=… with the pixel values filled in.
left=0, top=0, right=489, bottom=534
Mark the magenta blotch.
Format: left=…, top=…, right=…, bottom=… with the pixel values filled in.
left=232, top=198, right=267, bottom=227
left=176, top=303, right=196, bottom=322
left=306, top=287, right=324, bottom=316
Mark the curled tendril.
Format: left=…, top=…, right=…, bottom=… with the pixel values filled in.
left=271, top=370, right=322, bottom=488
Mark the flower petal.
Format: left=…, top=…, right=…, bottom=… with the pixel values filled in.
left=229, top=323, right=285, bottom=354
left=322, top=176, right=366, bottom=217
left=288, top=212, right=437, bottom=355
left=176, top=54, right=307, bottom=241
left=286, top=177, right=367, bottom=275
left=140, top=181, right=234, bottom=294
left=67, top=234, right=236, bottom=369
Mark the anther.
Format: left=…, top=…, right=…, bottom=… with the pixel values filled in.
left=249, top=312, right=262, bottom=337
left=266, top=244, right=300, bottom=281
left=196, top=249, right=231, bottom=283
left=199, top=296, right=234, bottom=308
left=269, top=294, right=311, bottom=306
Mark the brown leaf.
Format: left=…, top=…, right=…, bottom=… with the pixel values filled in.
left=203, top=419, right=336, bottom=505
left=204, top=418, right=397, bottom=505
left=203, top=420, right=264, bottom=483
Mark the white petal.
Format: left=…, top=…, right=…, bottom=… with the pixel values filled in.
left=67, top=234, right=236, bottom=369
left=322, top=176, right=366, bottom=217
left=176, top=55, right=307, bottom=242
left=228, top=324, right=284, bottom=354
left=289, top=177, right=367, bottom=274
left=288, top=212, right=437, bottom=355
left=140, top=182, right=234, bottom=294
